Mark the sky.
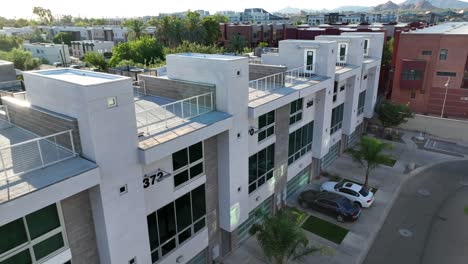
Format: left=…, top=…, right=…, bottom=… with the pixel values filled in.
left=0, top=0, right=408, bottom=19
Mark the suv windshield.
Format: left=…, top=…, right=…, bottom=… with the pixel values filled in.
left=359, top=187, right=370, bottom=196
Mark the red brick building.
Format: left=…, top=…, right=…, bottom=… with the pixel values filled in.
left=391, top=22, right=468, bottom=119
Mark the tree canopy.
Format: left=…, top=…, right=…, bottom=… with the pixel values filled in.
left=375, top=100, right=414, bottom=128
left=163, top=41, right=224, bottom=55
left=32, top=7, right=54, bottom=25
left=123, top=19, right=145, bottom=40
left=0, top=48, right=41, bottom=70
left=109, top=36, right=164, bottom=67
left=53, top=32, right=74, bottom=46
left=0, top=35, right=22, bottom=52
left=227, top=34, right=248, bottom=54
left=84, top=52, right=108, bottom=71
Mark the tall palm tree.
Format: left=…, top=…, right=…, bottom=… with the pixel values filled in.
left=227, top=34, right=248, bottom=54
left=124, top=19, right=145, bottom=40
left=347, top=136, right=393, bottom=188
left=249, top=210, right=319, bottom=264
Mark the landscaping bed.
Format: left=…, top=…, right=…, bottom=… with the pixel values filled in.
left=301, top=215, right=349, bottom=244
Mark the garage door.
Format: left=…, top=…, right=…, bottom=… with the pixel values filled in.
left=286, top=167, right=310, bottom=199
left=236, top=196, right=273, bottom=246
left=321, top=140, right=341, bottom=169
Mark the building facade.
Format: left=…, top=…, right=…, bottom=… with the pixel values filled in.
left=23, top=43, right=71, bottom=64
left=391, top=22, right=468, bottom=119
left=0, top=33, right=383, bottom=264
left=70, top=40, right=114, bottom=58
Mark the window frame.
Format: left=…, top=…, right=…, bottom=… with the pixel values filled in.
left=304, top=49, right=316, bottom=73
left=172, top=142, right=204, bottom=189
left=330, top=104, right=344, bottom=135
left=436, top=71, right=456, bottom=77
left=257, top=110, right=275, bottom=142
left=288, top=122, right=314, bottom=165
left=357, top=90, right=366, bottom=115
left=401, top=69, right=422, bottom=80
left=147, top=185, right=207, bottom=263
left=363, top=39, right=370, bottom=56
left=439, top=49, right=448, bottom=61
left=338, top=43, right=348, bottom=63
left=0, top=203, right=68, bottom=264
left=421, top=50, right=432, bottom=56
left=249, top=144, right=275, bottom=194
left=289, top=98, right=303, bottom=126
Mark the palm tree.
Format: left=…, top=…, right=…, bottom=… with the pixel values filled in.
left=249, top=210, right=319, bottom=264
left=124, top=19, right=145, bottom=40
left=347, top=136, right=393, bottom=188
left=227, top=34, right=248, bottom=54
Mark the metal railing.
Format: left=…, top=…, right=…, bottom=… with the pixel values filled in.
left=136, top=92, right=215, bottom=134
left=336, top=55, right=348, bottom=67
left=0, top=105, right=11, bottom=125
left=0, top=130, right=77, bottom=200
left=249, top=57, right=262, bottom=64
left=249, top=64, right=316, bottom=94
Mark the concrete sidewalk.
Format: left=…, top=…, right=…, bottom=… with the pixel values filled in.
left=222, top=132, right=458, bottom=264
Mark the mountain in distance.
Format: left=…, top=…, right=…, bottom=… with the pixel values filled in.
left=400, top=0, right=468, bottom=8
left=275, top=5, right=371, bottom=14
left=373, top=1, right=400, bottom=11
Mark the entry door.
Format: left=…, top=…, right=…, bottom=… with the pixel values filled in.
left=304, top=49, right=316, bottom=74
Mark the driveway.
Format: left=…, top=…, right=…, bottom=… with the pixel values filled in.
left=364, top=160, right=468, bottom=264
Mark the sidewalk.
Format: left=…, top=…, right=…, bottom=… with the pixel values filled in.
left=222, top=132, right=458, bottom=264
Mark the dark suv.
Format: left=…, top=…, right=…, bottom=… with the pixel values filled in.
left=298, top=190, right=361, bottom=222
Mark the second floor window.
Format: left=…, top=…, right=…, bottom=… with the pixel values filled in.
left=436, top=71, right=456, bottom=77
left=401, top=69, right=422, bottom=80
left=172, top=142, right=204, bottom=188
left=357, top=90, right=366, bottom=115
left=439, top=49, right=448, bottom=61
left=330, top=103, right=344, bottom=135
left=258, top=110, right=275, bottom=142
left=289, top=98, right=303, bottom=125
left=249, top=144, right=275, bottom=193
left=288, top=122, right=314, bottom=165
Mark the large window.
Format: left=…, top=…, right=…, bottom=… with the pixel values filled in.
left=147, top=184, right=206, bottom=263
left=363, top=39, right=370, bottom=56
left=288, top=122, right=314, bottom=165
left=249, top=144, right=275, bottom=194
left=305, top=50, right=315, bottom=72
left=333, top=82, right=338, bottom=102
left=401, top=69, right=422, bottom=80
left=357, top=90, right=366, bottom=115
left=172, top=142, right=204, bottom=188
left=289, top=98, right=303, bottom=125
left=338, top=43, right=348, bottom=63
left=0, top=204, right=67, bottom=264
left=330, top=104, right=344, bottom=135
left=439, top=49, right=448, bottom=60
left=436, top=71, right=456, bottom=77
left=258, top=111, right=275, bottom=142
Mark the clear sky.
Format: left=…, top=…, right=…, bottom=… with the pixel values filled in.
left=1, top=0, right=408, bottom=19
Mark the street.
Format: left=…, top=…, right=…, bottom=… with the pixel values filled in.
left=364, top=160, right=468, bottom=264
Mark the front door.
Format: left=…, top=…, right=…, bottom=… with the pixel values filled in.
left=304, top=49, right=316, bottom=74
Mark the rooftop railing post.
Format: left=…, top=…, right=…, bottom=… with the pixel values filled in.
left=181, top=100, right=184, bottom=120
left=196, top=96, right=200, bottom=115
left=36, top=140, right=45, bottom=168
left=4, top=106, right=10, bottom=124
left=69, top=130, right=76, bottom=156
left=0, top=151, right=9, bottom=200
left=210, top=92, right=213, bottom=110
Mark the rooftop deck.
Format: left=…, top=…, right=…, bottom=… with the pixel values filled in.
left=0, top=120, right=97, bottom=203
left=135, top=94, right=231, bottom=150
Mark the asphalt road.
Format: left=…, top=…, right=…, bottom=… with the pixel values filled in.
left=364, top=160, right=468, bottom=264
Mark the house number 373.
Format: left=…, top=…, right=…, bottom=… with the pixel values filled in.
left=143, top=169, right=171, bottom=188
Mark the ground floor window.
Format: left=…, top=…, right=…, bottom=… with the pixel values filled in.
left=0, top=203, right=67, bottom=264
left=249, top=144, right=275, bottom=194
left=147, top=184, right=207, bottom=263
left=288, top=122, right=314, bottom=165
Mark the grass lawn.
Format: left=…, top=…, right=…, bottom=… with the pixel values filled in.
left=464, top=206, right=468, bottom=215
left=301, top=215, right=349, bottom=244
left=379, top=158, right=397, bottom=167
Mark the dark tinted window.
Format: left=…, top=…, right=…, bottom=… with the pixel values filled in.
left=175, top=193, right=192, bottom=231
left=33, top=233, right=64, bottom=261
left=147, top=213, right=159, bottom=250
left=157, top=203, right=176, bottom=244
left=172, top=148, right=188, bottom=171
left=25, top=204, right=60, bottom=240
left=0, top=218, right=28, bottom=254
left=359, top=187, right=370, bottom=197
left=191, top=185, right=206, bottom=221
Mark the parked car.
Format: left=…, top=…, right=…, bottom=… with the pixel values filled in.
left=298, top=190, right=361, bottom=222
left=320, top=181, right=374, bottom=208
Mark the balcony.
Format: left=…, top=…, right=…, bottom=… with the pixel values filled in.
left=0, top=106, right=97, bottom=203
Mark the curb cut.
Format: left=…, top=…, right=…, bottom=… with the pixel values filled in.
left=355, top=157, right=468, bottom=264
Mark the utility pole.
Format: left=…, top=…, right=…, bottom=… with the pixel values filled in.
left=440, top=77, right=450, bottom=118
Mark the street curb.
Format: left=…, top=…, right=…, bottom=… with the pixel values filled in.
left=355, top=157, right=468, bottom=264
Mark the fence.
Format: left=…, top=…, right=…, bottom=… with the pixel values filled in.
left=248, top=64, right=316, bottom=94
left=136, top=92, right=215, bottom=134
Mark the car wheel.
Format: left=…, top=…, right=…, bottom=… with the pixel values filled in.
left=354, top=201, right=362, bottom=208
left=336, top=214, right=345, bottom=223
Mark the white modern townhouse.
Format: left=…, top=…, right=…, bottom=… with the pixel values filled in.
left=0, top=32, right=383, bottom=264
left=23, top=43, right=71, bottom=65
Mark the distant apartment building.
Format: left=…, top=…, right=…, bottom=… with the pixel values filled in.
left=0, top=26, right=34, bottom=37
left=220, top=23, right=286, bottom=48
left=160, top=10, right=210, bottom=19
left=0, top=31, right=384, bottom=264
left=38, top=26, right=127, bottom=44
left=216, top=11, right=243, bottom=23
left=70, top=40, right=114, bottom=58
left=23, top=43, right=71, bottom=64
left=307, top=15, right=325, bottom=25
left=391, top=22, right=468, bottom=119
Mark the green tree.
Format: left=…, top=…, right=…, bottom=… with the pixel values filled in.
left=382, top=37, right=394, bottom=67
left=90, top=18, right=106, bottom=26
left=211, top=14, right=229, bottom=23
left=84, top=52, right=108, bottom=71
left=60, top=15, right=73, bottom=25
left=109, top=36, right=164, bottom=67
left=26, top=29, right=48, bottom=43
left=347, top=136, right=393, bottom=188
left=164, top=41, right=224, bottom=55
left=0, top=35, right=22, bottom=51
left=182, top=11, right=207, bottom=44
left=123, top=19, right=146, bottom=40
left=201, top=16, right=222, bottom=45
left=227, top=34, right=248, bottom=54
left=53, top=32, right=74, bottom=46
left=249, top=210, right=319, bottom=264
left=258, top=41, right=269, bottom=48
left=375, top=100, right=414, bottom=128
left=32, top=7, right=54, bottom=25
left=0, top=48, right=41, bottom=70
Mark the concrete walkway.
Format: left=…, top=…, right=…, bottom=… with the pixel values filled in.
left=222, top=131, right=459, bottom=264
